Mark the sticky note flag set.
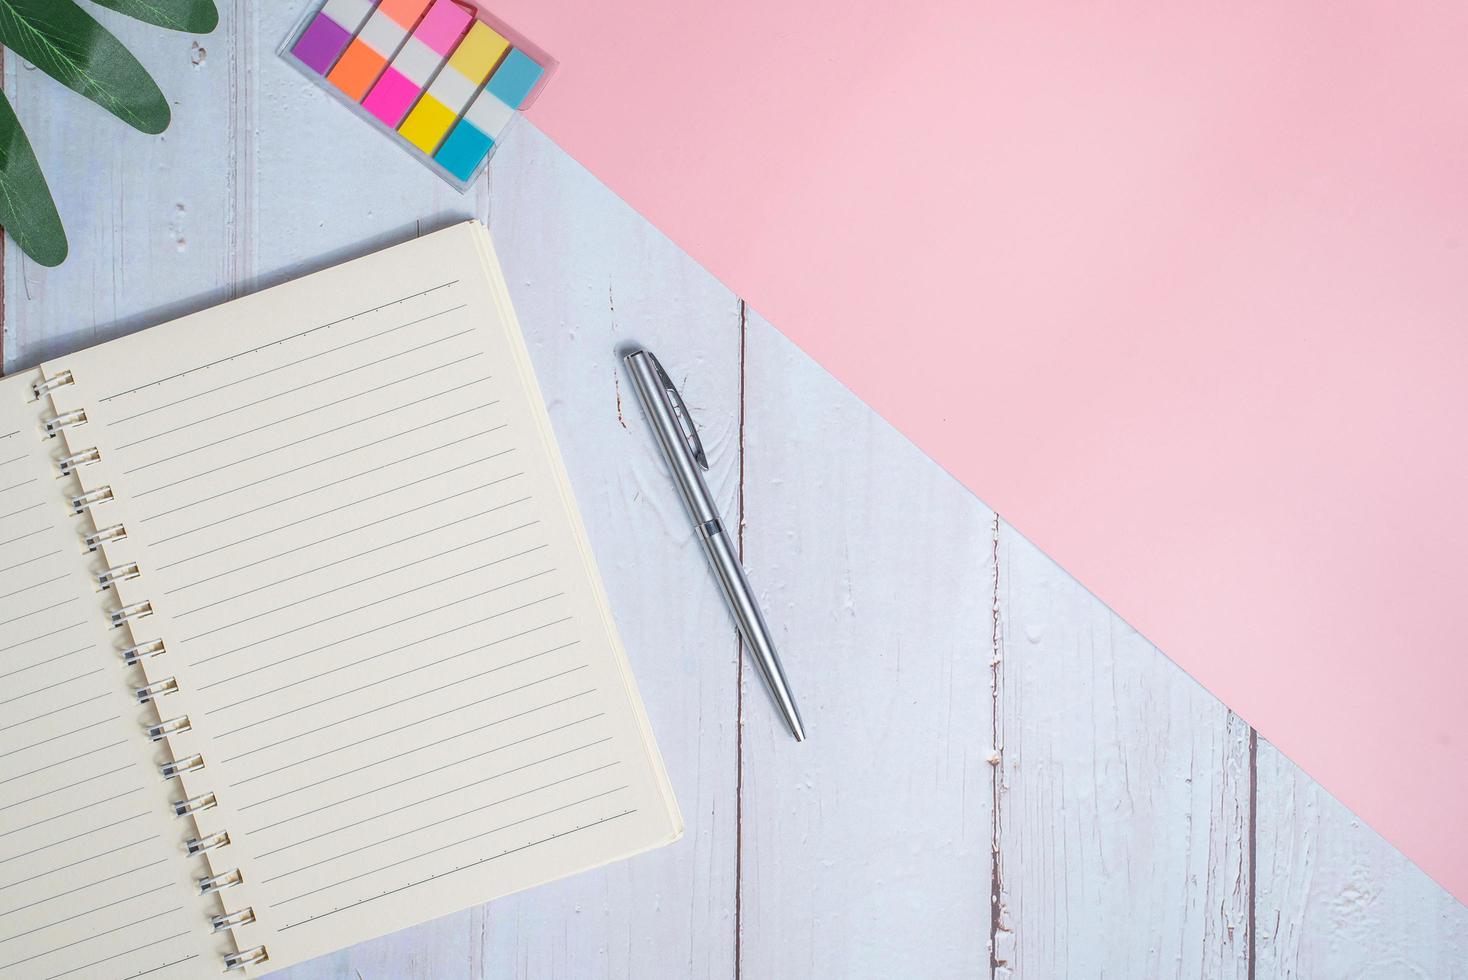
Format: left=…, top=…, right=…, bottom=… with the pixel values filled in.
left=284, top=0, right=551, bottom=189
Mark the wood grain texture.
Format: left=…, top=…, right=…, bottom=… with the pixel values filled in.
left=995, top=526, right=1251, bottom=979
left=3, top=4, right=237, bottom=367
left=463, top=124, right=742, bottom=980
left=1255, top=739, right=1468, bottom=980
left=740, top=311, right=994, bottom=977
left=3, top=5, right=1466, bottom=976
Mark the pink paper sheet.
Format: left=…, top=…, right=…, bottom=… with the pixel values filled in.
left=501, top=1, right=1468, bottom=902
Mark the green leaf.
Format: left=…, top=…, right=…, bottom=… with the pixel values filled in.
left=0, top=0, right=170, bottom=135
left=87, top=0, right=217, bottom=34
left=0, top=90, right=67, bottom=267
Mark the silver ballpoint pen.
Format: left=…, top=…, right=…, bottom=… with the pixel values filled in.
left=622, top=347, right=806, bottom=742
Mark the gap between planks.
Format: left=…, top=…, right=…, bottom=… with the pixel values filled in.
left=987, top=514, right=1261, bottom=978
left=734, top=298, right=748, bottom=980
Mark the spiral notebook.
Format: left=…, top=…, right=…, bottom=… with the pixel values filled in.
left=0, top=221, right=682, bottom=978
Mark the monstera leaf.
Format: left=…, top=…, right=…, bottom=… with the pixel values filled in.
left=0, top=0, right=217, bottom=267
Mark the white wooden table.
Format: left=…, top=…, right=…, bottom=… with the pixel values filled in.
left=4, top=7, right=1465, bottom=977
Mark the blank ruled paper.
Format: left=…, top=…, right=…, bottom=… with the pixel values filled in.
left=0, top=398, right=211, bottom=980
left=58, top=223, right=681, bottom=971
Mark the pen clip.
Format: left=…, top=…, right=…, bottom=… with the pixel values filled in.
left=648, top=352, right=708, bottom=471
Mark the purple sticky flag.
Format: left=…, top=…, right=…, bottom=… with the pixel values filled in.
left=293, top=13, right=354, bottom=75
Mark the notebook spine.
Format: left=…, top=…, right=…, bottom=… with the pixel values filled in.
left=34, top=368, right=269, bottom=974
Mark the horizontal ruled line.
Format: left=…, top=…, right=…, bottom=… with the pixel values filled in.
left=99, top=279, right=459, bottom=401
left=0, top=622, right=86, bottom=658
left=0, top=645, right=92, bottom=683
left=32, top=926, right=188, bottom=979
left=275, top=794, right=632, bottom=908
left=0, top=812, right=149, bottom=868
left=0, top=907, right=182, bottom=971
left=122, top=356, right=480, bottom=476
left=0, top=596, right=78, bottom=631
left=157, top=457, right=517, bottom=575
left=0, top=881, right=171, bottom=945
left=110, top=314, right=470, bottom=436
left=263, top=761, right=620, bottom=884
left=232, top=689, right=595, bottom=790
left=220, top=662, right=587, bottom=764
left=0, top=527, right=48, bottom=550
left=132, top=382, right=496, bottom=501
left=182, top=540, right=547, bottom=644
left=106, top=310, right=456, bottom=427
left=144, top=417, right=504, bottom=528
left=0, top=858, right=166, bottom=913
left=0, top=718, right=120, bottom=762
left=0, top=741, right=127, bottom=789
left=258, top=746, right=615, bottom=869
left=118, top=953, right=200, bottom=980
left=275, top=813, right=635, bottom=933
left=248, top=714, right=605, bottom=835
left=189, top=564, right=552, bottom=671
left=0, top=693, right=110, bottom=736
left=198, top=588, right=560, bottom=692
left=164, top=481, right=520, bottom=596
left=0, top=550, right=62, bottom=577
left=0, top=787, right=143, bottom=842
left=44, top=938, right=192, bottom=974
left=211, top=616, right=570, bottom=716
left=0, top=479, right=37, bottom=495
left=0, top=502, right=44, bottom=522
left=0, top=764, right=132, bottom=815
left=178, top=513, right=535, bottom=619
left=154, top=445, right=515, bottom=550
left=0, top=667, right=103, bottom=709
left=0, top=572, right=69, bottom=605
left=222, top=637, right=578, bottom=740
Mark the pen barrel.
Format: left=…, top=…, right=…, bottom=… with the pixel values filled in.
left=624, top=350, right=720, bottom=524
left=700, top=522, right=805, bottom=741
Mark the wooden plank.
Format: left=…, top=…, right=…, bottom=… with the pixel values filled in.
left=244, top=3, right=743, bottom=973
left=2, top=4, right=238, bottom=373
left=461, top=126, right=743, bottom=980
left=994, top=524, right=1251, bottom=978
left=738, top=311, right=994, bottom=977
left=1254, top=739, right=1468, bottom=978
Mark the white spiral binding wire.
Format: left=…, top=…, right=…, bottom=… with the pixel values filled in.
left=185, top=829, right=231, bottom=855
left=145, top=715, right=192, bottom=741
left=43, top=407, right=88, bottom=437
left=70, top=485, right=114, bottom=513
left=174, top=792, right=219, bottom=817
left=134, top=676, right=179, bottom=703
left=32, top=369, right=74, bottom=398
left=120, top=639, right=166, bottom=665
left=199, top=869, right=243, bottom=895
left=39, top=370, right=268, bottom=973
left=225, top=948, right=269, bottom=971
left=160, top=754, right=205, bottom=779
left=98, top=561, right=142, bottom=590
left=110, top=600, right=155, bottom=628
left=58, top=446, right=101, bottom=475
left=212, top=908, right=257, bottom=932
left=84, top=524, right=128, bottom=550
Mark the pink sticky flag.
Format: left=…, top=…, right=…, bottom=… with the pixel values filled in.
left=361, top=0, right=472, bottom=127
left=492, top=0, right=1468, bottom=904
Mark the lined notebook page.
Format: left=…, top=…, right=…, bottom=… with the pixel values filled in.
left=60, top=223, right=680, bottom=971
left=0, top=384, right=216, bottom=980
